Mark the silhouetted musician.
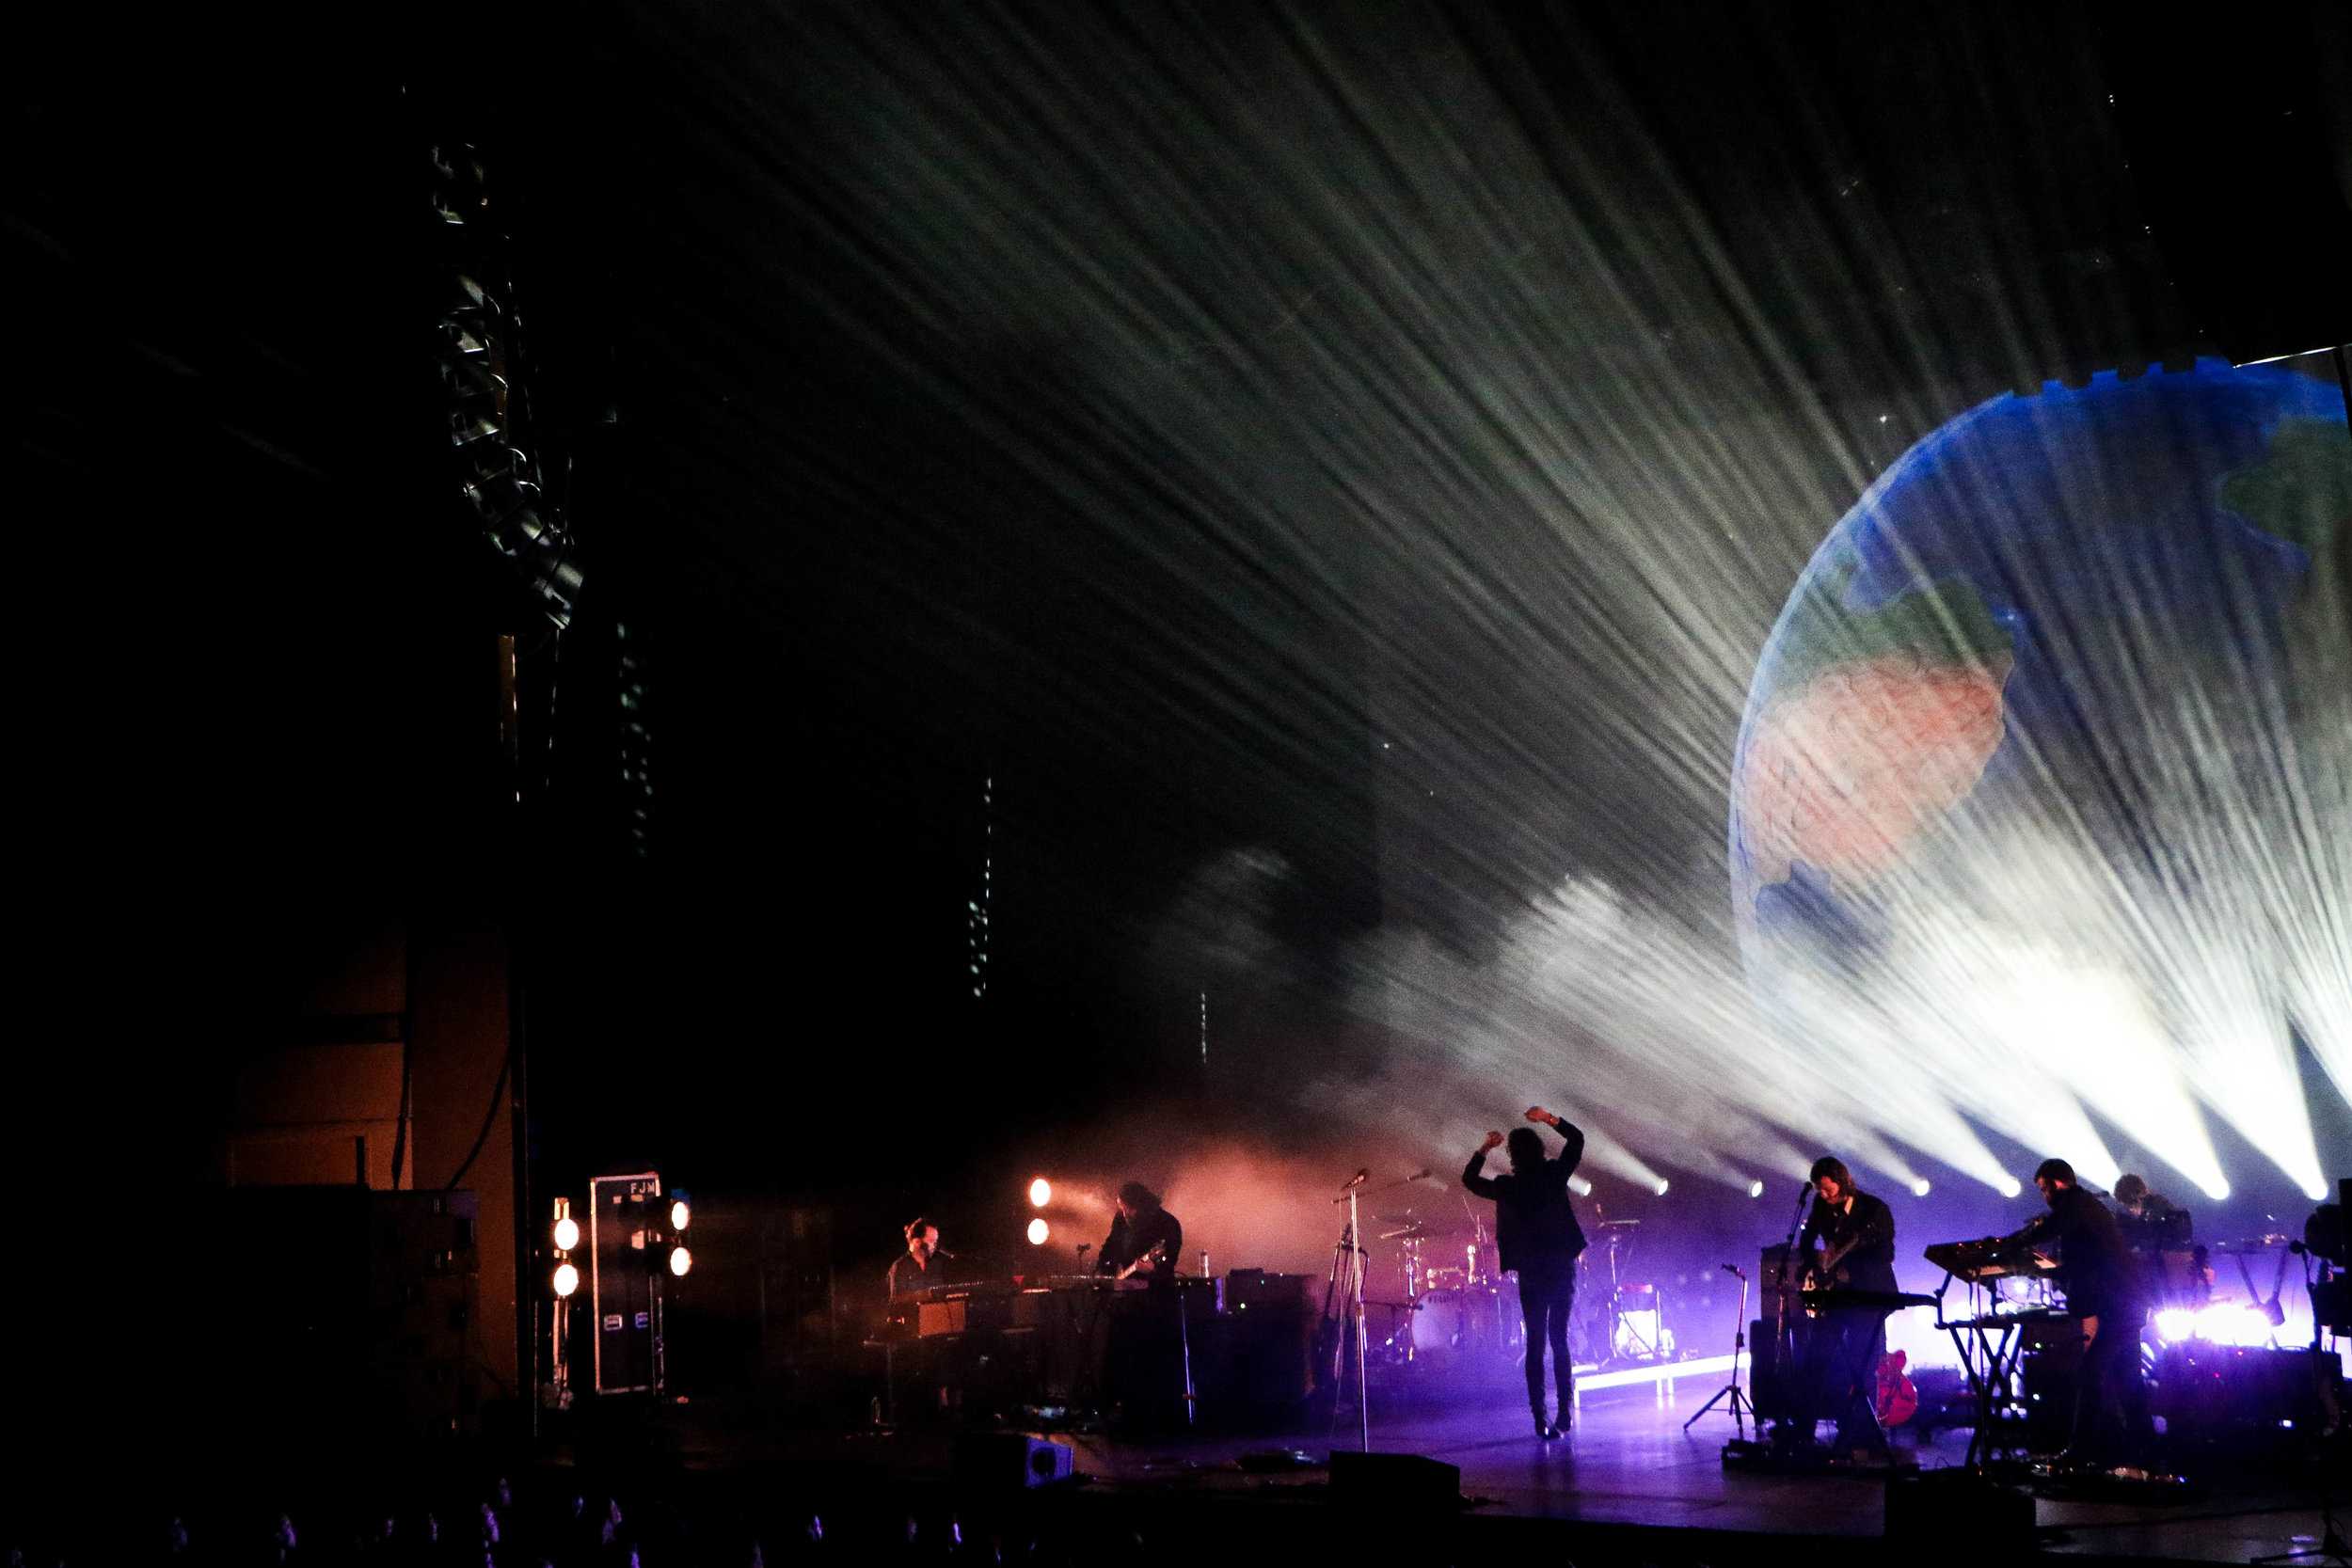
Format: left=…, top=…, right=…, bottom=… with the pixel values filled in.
left=1097, top=1182, right=1182, bottom=1279
left=1462, top=1105, right=1587, bottom=1439
left=1792, top=1157, right=1897, bottom=1457
left=888, top=1216, right=952, bottom=1298
left=2003, top=1158, right=2151, bottom=1469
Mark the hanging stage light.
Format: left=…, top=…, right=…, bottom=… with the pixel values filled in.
left=668, top=1245, right=692, bottom=1277
left=1028, top=1177, right=1052, bottom=1208
left=554, top=1215, right=580, bottom=1252
left=669, top=1198, right=691, bottom=1232
left=428, top=143, right=583, bottom=629
left=553, top=1263, right=580, bottom=1298
left=1653, top=1180, right=1672, bottom=1196
left=1026, top=1218, right=1050, bottom=1245
left=1911, top=1180, right=1933, bottom=1197
left=1747, top=1180, right=1765, bottom=1198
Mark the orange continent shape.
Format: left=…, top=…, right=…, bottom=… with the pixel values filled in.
left=1740, top=654, right=2010, bottom=890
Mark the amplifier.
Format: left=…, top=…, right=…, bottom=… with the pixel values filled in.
left=1223, top=1270, right=1311, bottom=1314
left=2155, top=1343, right=2331, bottom=1442
left=1759, top=1244, right=1805, bottom=1297
left=2017, top=1314, right=2085, bottom=1447
left=1747, top=1317, right=1818, bottom=1419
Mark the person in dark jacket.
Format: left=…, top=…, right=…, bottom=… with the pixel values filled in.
left=1794, top=1156, right=1899, bottom=1456
left=1463, top=1105, right=1587, bottom=1437
left=1097, top=1182, right=1182, bottom=1278
left=2009, top=1157, right=2151, bottom=1467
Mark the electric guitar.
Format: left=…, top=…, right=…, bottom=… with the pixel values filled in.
left=1114, top=1240, right=1168, bottom=1281
left=1801, top=1237, right=1861, bottom=1317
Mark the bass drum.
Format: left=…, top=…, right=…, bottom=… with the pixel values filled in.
left=1411, top=1286, right=1522, bottom=1360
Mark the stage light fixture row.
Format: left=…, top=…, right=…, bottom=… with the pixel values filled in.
left=670, top=1199, right=691, bottom=1232
left=1026, top=1218, right=1050, bottom=1246
left=553, top=1216, right=580, bottom=1252
left=552, top=1263, right=580, bottom=1298
left=669, top=1245, right=692, bottom=1277
left=1028, top=1177, right=1052, bottom=1208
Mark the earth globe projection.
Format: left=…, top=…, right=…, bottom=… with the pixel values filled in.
left=1731, top=360, right=2351, bottom=1204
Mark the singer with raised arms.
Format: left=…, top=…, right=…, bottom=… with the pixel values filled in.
left=1463, top=1105, right=1587, bottom=1438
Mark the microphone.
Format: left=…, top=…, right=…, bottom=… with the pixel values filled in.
left=1343, top=1168, right=1370, bottom=1189
left=1720, top=1261, right=1744, bottom=1280
left=935, top=1249, right=960, bottom=1259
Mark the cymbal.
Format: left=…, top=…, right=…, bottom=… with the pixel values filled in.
left=1379, top=1224, right=1426, bottom=1241
left=1385, top=1217, right=1471, bottom=1240
left=1374, top=1212, right=1419, bottom=1224
left=1597, top=1219, right=1642, bottom=1230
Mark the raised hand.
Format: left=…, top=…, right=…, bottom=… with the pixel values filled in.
left=1525, top=1106, right=1553, bottom=1124
left=1481, top=1131, right=1504, bottom=1151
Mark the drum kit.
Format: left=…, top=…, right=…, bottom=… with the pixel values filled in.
left=1374, top=1206, right=1518, bottom=1364
left=1368, top=1204, right=1674, bottom=1370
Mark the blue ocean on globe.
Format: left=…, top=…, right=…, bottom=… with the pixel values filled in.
left=1734, top=359, right=2346, bottom=957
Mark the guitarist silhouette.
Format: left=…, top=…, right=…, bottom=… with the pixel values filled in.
left=1795, top=1157, right=1899, bottom=1458
left=1098, top=1182, right=1182, bottom=1278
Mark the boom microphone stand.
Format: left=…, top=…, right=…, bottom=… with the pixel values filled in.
left=1324, top=1169, right=1373, bottom=1452
left=1768, top=1180, right=1812, bottom=1449
left=1684, top=1263, right=1756, bottom=1437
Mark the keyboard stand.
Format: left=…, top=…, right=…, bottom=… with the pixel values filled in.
left=1939, top=1307, right=2032, bottom=1472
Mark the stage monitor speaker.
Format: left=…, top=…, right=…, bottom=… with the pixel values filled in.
left=954, top=1433, right=1074, bottom=1489
left=1328, top=1450, right=1461, bottom=1513
left=1885, top=1468, right=2032, bottom=1548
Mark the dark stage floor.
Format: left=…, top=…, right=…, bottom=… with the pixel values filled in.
left=630, top=1376, right=2346, bottom=1565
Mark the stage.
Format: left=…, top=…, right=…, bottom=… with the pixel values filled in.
left=610, top=1373, right=2346, bottom=1565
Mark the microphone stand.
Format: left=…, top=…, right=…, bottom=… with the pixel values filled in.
left=1327, top=1173, right=1372, bottom=1452
left=1683, top=1265, right=1755, bottom=1437
left=1770, top=1183, right=1811, bottom=1446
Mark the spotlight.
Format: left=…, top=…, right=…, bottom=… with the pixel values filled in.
left=1568, top=1176, right=1593, bottom=1197
left=2155, top=1307, right=2193, bottom=1343
left=1654, top=1180, right=1671, bottom=1196
left=553, top=1263, right=580, bottom=1298
left=1748, top=1180, right=1765, bottom=1198
left=1911, top=1180, right=1932, bottom=1197
left=668, top=1246, right=692, bottom=1277
left=1026, top=1218, right=1050, bottom=1246
left=553, top=1216, right=580, bottom=1252
left=1028, top=1177, right=1052, bottom=1208
left=1997, top=1176, right=2023, bottom=1198
left=670, top=1199, right=691, bottom=1232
